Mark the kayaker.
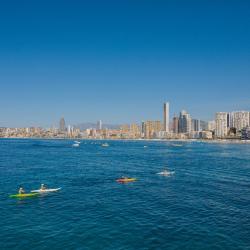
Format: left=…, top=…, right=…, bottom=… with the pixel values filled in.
left=18, top=187, right=25, bottom=194
left=40, top=184, right=46, bottom=190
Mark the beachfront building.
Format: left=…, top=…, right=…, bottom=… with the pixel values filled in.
left=208, top=120, right=216, bottom=131
left=163, top=102, right=169, bottom=133
left=130, top=124, right=141, bottom=138
left=119, top=124, right=130, bottom=139
left=241, top=126, right=250, bottom=140
left=215, top=112, right=228, bottom=138
left=120, top=124, right=130, bottom=133
left=141, top=121, right=146, bottom=138
left=178, top=110, right=191, bottom=134
left=231, top=111, right=250, bottom=131
left=191, top=119, right=201, bottom=132
left=172, top=116, right=179, bottom=134
left=144, top=120, right=162, bottom=139
left=200, top=120, right=208, bottom=131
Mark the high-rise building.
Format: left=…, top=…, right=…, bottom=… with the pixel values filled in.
left=144, top=121, right=162, bottom=138
left=163, top=102, right=169, bottom=133
left=67, top=125, right=71, bottom=136
left=59, top=117, right=66, bottom=132
left=172, top=116, right=179, bottom=134
left=130, top=124, right=140, bottom=138
left=215, top=112, right=228, bottom=137
left=241, top=126, right=250, bottom=140
left=231, top=111, right=250, bottom=131
left=208, top=120, right=216, bottom=131
left=227, top=113, right=232, bottom=128
left=141, top=121, right=146, bottom=137
left=200, top=120, right=208, bottom=131
left=191, top=119, right=201, bottom=132
left=97, top=120, right=102, bottom=130
left=178, top=110, right=191, bottom=133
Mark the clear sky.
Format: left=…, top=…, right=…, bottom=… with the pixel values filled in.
left=0, top=0, right=249, bottom=127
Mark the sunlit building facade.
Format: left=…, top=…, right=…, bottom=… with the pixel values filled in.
left=178, top=110, right=191, bottom=133
left=215, top=112, right=228, bottom=137
left=163, top=102, right=169, bottom=133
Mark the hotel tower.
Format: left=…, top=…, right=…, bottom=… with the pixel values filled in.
left=163, top=102, right=170, bottom=133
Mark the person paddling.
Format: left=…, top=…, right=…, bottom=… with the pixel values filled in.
left=18, top=187, right=25, bottom=194
left=40, top=184, right=46, bottom=190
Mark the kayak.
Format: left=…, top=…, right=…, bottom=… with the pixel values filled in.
left=10, top=193, right=40, bottom=198
left=31, top=188, right=61, bottom=193
left=116, top=178, right=137, bottom=183
left=157, top=170, right=175, bottom=176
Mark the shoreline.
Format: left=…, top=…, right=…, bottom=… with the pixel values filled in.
left=0, top=137, right=250, bottom=144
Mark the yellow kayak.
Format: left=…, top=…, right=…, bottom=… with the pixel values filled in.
left=117, top=178, right=137, bottom=183
left=10, top=193, right=40, bottom=198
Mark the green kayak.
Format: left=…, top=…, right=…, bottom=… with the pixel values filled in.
left=10, top=193, right=40, bottom=198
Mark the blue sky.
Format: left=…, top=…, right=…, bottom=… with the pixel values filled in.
left=0, top=0, right=249, bottom=127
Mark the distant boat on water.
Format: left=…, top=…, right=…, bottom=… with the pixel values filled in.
left=72, top=140, right=80, bottom=147
left=157, top=169, right=175, bottom=176
left=102, top=143, right=109, bottom=147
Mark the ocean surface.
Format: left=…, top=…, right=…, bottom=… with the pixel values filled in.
left=0, top=139, right=249, bottom=250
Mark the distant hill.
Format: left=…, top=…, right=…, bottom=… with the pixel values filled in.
left=74, top=123, right=120, bottom=130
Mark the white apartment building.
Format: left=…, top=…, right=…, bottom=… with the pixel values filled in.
left=208, top=120, right=216, bottom=131
left=231, top=111, right=250, bottom=131
left=215, top=112, right=228, bottom=137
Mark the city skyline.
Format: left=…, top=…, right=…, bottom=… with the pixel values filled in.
left=0, top=1, right=250, bottom=127
left=1, top=104, right=250, bottom=129
left=1, top=105, right=250, bottom=140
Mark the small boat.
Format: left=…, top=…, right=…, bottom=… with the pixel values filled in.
left=31, top=188, right=61, bottom=193
left=74, top=141, right=81, bottom=144
left=157, top=170, right=175, bottom=176
left=143, top=146, right=148, bottom=148
left=116, top=177, right=137, bottom=183
left=102, top=143, right=109, bottom=147
left=72, top=143, right=80, bottom=147
left=171, top=144, right=183, bottom=147
left=9, top=193, right=40, bottom=198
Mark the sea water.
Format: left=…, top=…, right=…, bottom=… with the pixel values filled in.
left=0, top=139, right=249, bottom=249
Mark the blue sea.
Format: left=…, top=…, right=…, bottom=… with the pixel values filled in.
left=0, top=139, right=249, bottom=250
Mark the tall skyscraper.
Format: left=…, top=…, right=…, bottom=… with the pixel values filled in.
left=97, top=120, right=102, bottom=130
left=215, top=112, right=228, bottom=137
left=178, top=110, right=191, bottom=133
left=163, top=102, right=169, bottom=133
left=59, top=117, right=66, bottom=131
left=141, top=121, right=146, bottom=137
left=67, top=125, right=71, bottom=136
left=172, top=116, right=179, bottom=134
left=192, top=119, right=201, bottom=132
